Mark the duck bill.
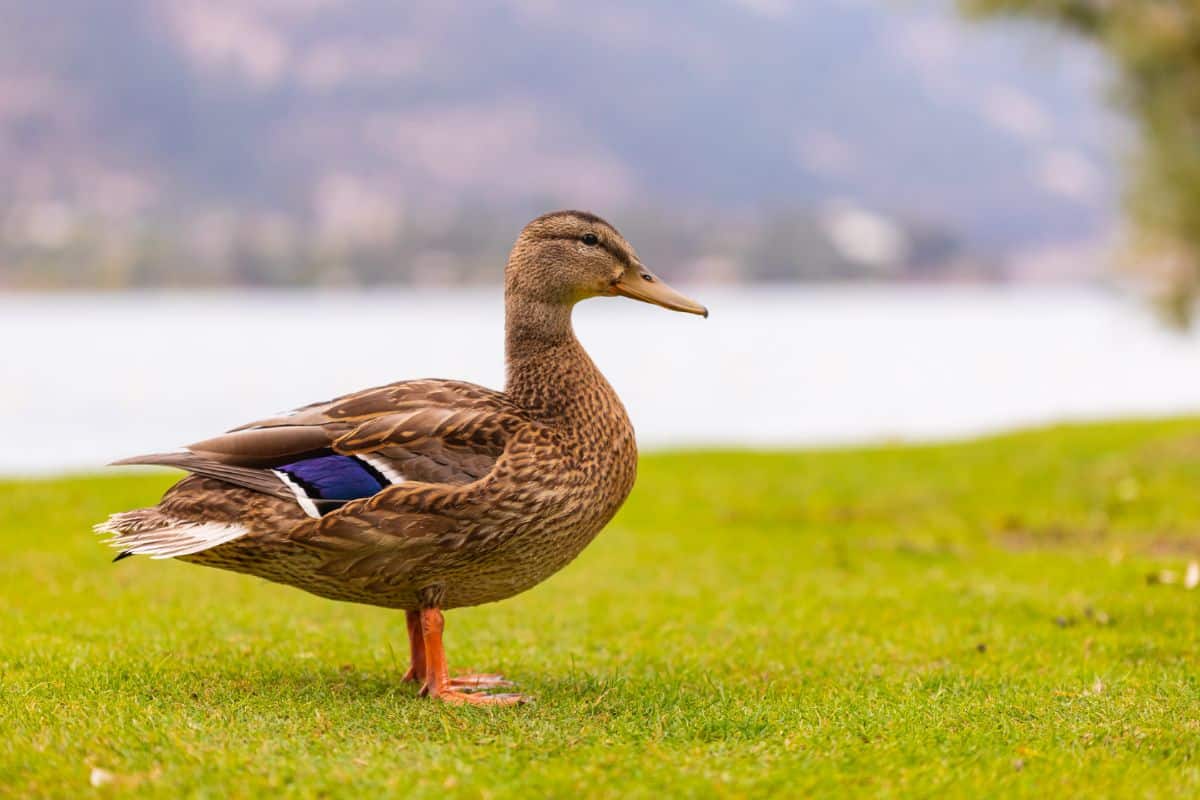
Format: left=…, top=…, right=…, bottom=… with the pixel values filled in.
left=612, top=265, right=708, bottom=318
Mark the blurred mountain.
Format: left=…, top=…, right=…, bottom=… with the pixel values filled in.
left=0, top=0, right=1118, bottom=286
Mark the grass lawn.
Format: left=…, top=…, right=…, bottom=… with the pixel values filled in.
left=4, top=417, right=1200, bottom=797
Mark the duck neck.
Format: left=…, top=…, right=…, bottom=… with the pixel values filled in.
left=504, top=295, right=607, bottom=420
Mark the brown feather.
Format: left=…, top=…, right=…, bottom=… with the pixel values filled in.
left=110, top=452, right=297, bottom=503
left=188, top=427, right=334, bottom=466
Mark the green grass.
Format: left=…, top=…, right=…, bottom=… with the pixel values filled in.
left=4, top=418, right=1200, bottom=797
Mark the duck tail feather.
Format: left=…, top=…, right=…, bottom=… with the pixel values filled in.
left=93, top=508, right=249, bottom=560
left=109, top=452, right=297, bottom=503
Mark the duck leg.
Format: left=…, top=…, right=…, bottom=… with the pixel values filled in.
left=417, top=607, right=526, bottom=705
left=401, top=610, right=425, bottom=683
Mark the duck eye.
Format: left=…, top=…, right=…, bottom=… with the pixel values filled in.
left=581, top=233, right=599, bottom=246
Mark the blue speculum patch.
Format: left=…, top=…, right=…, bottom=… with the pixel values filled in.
left=276, top=454, right=385, bottom=501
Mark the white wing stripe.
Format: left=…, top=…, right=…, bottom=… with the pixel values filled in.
left=272, top=470, right=322, bottom=519
left=358, top=454, right=406, bottom=485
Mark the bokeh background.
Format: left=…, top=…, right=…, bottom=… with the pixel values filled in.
left=2, top=0, right=1198, bottom=473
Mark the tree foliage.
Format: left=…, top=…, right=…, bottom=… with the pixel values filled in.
left=963, top=0, right=1200, bottom=324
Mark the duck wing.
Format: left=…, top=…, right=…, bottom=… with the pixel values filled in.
left=113, top=379, right=529, bottom=519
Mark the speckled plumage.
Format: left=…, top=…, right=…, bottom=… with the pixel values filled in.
left=97, top=210, right=706, bottom=703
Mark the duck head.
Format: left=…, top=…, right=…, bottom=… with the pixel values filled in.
left=506, top=210, right=708, bottom=318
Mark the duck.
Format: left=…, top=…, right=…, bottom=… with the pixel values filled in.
left=96, top=210, right=707, bottom=705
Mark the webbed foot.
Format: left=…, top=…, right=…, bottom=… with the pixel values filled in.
left=415, top=608, right=530, bottom=706
left=435, top=690, right=528, bottom=706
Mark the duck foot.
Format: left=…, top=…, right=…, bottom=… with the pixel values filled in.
left=448, top=674, right=515, bottom=691
left=419, top=673, right=518, bottom=695
left=416, top=607, right=530, bottom=706
left=434, top=690, right=527, bottom=706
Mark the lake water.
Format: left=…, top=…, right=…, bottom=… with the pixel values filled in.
left=3, top=286, right=1199, bottom=475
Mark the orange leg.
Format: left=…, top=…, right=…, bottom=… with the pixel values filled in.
left=401, top=610, right=425, bottom=683
left=417, top=607, right=526, bottom=706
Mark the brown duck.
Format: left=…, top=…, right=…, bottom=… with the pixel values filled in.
left=97, top=210, right=707, bottom=705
